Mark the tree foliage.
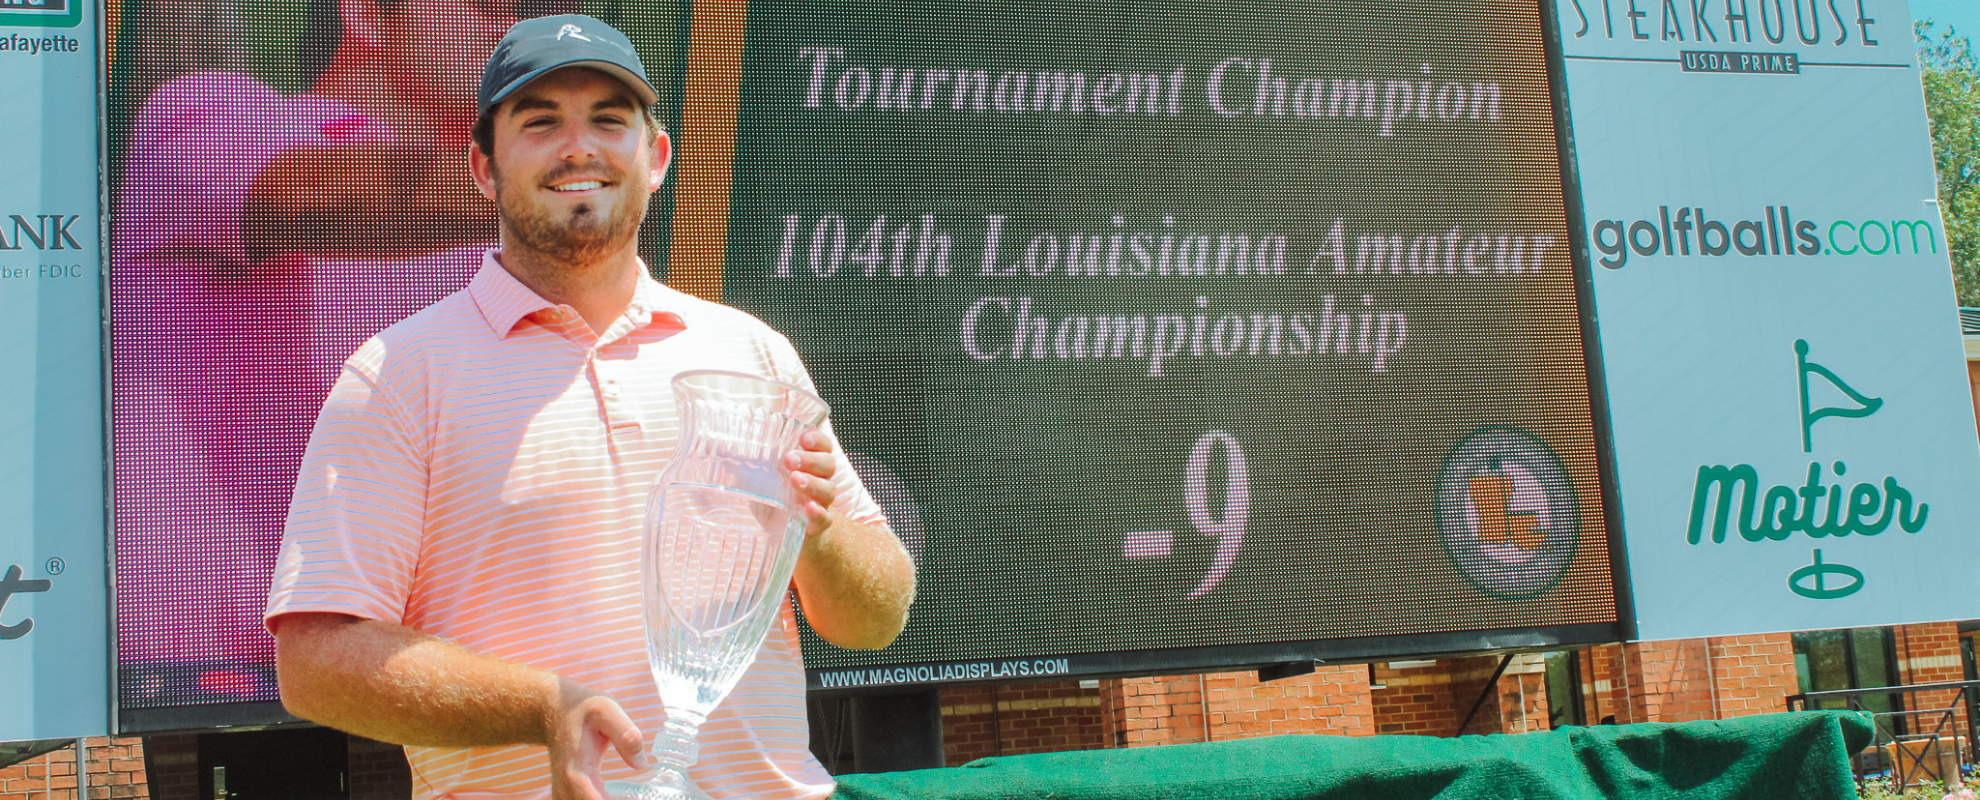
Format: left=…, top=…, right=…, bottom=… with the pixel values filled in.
left=1918, top=20, right=1980, bottom=306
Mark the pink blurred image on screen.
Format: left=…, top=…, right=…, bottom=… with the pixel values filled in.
left=110, top=67, right=490, bottom=708
left=107, top=0, right=555, bottom=709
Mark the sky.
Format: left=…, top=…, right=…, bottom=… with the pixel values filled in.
left=1911, top=0, right=1980, bottom=41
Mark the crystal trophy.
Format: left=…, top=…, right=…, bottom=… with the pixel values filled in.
left=607, top=370, right=830, bottom=800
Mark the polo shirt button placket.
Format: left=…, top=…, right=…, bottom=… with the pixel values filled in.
left=593, top=350, right=641, bottom=437
left=586, top=350, right=606, bottom=423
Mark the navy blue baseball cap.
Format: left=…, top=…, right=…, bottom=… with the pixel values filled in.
left=478, top=15, right=658, bottom=117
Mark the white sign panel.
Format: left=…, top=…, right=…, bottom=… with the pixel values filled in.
left=0, top=0, right=109, bottom=741
left=1557, top=0, right=1980, bottom=640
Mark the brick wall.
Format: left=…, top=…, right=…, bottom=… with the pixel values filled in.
left=0, top=744, right=75, bottom=800
left=1370, top=655, right=1551, bottom=737
left=939, top=680, right=1107, bottom=766
left=1371, top=661, right=1462, bottom=736
left=935, top=635, right=1832, bottom=765
left=0, top=732, right=403, bottom=800
left=1103, top=666, right=1375, bottom=748
left=1582, top=634, right=1801, bottom=726
left=1709, top=634, right=1802, bottom=717
left=1623, top=639, right=1718, bottom=723
left=1200, top=666, right=1374, bottom=740
left=0, top=737, right=150, bottom=800
left=1895, top=622, right=1969, bottom=738
left=1100, top=675, right=1207, bottom=749
left=2, top=625, right=1966, bottom=798
left=940, top=666, right=1377, bottom=765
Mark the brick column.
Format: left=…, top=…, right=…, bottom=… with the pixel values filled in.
left=1624, top=639, right=1718, bottom=723
left=938, top=684, right=1000, bottom=765
left=1095, top=678, right=1132, bottom=749
left=1896, top=622, right=1969, bottom=742
left=1497, top=663, right=1550, bottom=734
left=1448, top=655, right=1514, bottom=736
left=1579, top=648, right=1609, bottom=724
left=1202, top=666, right=1373, bottom=739
left=1589, top=644, right=1639, bottom=724
left=1706, top=634, right=1801, bottom=717
left=1371, top=661, right=1462, bottom=736
left=1108, top=675, right=1210, bottom=748
left=1966, top=361, right=1980, bottom=428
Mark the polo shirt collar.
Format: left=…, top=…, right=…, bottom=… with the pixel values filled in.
left=623, top=269, right=676, bottom=330
left=468, top=250, right=687, bottom=338
left=468, top=252, right=551, bottom=337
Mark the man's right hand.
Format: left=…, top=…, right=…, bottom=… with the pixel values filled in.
left=546, top=678, right=648, bottom=800
left=272, top=613, right=650, bottom=798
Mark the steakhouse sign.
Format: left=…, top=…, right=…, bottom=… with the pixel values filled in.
left=1556, top=0, right=1980, bottom=640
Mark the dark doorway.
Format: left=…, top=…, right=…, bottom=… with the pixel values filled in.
left=1793, top=627, right=1904, bottom=742
left=1543, top=651, right=1586, bottom=729
left=197, top=727, right=349, bottom=800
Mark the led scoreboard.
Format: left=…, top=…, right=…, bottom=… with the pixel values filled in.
left=717, top=0, right=1617, bottom=689
left=104, top=0, right=1619, bottom=726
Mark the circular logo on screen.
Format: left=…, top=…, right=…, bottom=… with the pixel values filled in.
left=1435, top=427, right=1578, bottom=599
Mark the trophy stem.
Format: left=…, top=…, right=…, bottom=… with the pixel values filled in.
left=646, top=707, right=707, bottom=771
left=607, top=708, right=713, bottom=800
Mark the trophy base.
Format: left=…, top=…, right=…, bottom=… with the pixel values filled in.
left=604, top=775, right=715, bottom=800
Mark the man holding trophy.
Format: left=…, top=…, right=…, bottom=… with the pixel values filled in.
left=263, top=15, right=917, bottom=800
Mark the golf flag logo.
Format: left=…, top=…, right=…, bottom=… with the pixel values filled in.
left=1679, top=339, right=1922, bottom=601
left=1798, top=338, right=1881, bottom=453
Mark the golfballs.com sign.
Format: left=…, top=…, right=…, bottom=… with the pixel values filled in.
left=1558, top=0, right=1980, bottom=640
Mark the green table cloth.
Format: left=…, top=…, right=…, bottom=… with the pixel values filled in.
left=834, top=710, right=1873, bottom=800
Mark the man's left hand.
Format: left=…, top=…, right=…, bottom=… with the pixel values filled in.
left=782, top=427, right=916, bottom=649
left=785, top=430, right=837, bottom=538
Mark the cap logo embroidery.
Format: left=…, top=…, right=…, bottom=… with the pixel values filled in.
left=557, top=23, right=590, bottom=41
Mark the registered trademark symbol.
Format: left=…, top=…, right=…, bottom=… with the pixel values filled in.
left=44, top=558, right=64, bottom=576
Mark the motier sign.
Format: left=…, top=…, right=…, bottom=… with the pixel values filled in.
left=1557, top=0, right=1980, bottom=641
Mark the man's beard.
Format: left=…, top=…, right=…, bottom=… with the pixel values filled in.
left=493, top=162, right=648, bottom=266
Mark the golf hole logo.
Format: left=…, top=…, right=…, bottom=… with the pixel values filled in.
left=1683, top=339, right=1927, bottom=601
left=1435, top=428, right=1578, bottom=599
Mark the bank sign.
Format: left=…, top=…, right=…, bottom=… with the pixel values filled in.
left=0, top=0, right=106, bottom=742
left=1558, top=0, right=1980, bottom=640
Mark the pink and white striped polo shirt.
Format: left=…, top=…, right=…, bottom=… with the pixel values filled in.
left=266, top=253, right=886, bottom=800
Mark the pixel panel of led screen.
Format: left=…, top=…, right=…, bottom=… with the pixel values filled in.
left=722, top=0, right=1619, bottom=690
left=108, top=0, right=1618, bottom=726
